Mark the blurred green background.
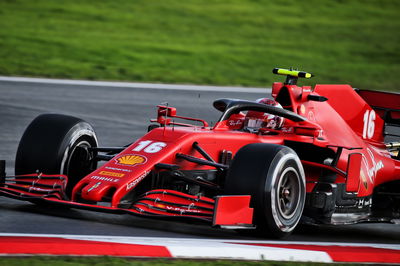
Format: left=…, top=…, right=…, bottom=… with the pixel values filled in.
left=0, top=0, right=399, bottom=90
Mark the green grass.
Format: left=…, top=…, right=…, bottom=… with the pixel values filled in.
left=0, top=0, right=399, bottom=90
left=0, top=257, right=355, bottom=266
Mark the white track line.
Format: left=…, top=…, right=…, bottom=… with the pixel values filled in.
left=0, top=233, right=332, bottom=262
left=0, top=76, right=269, bottom=93
left=2, top=233, right=400, bottom=262
left=1, top=233, right=399, bottom=250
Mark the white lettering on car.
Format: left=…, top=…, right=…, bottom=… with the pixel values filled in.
left=132, top=141, right=167, bottom=153
left=126, top=171, right=149, bottom=191
left=362, top=148, right=384, bottom=183
left=91, top=176, right=120, bottom=182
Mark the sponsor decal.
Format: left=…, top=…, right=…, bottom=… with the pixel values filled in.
left=87, top=182, right=101, bottom=192
left=105, top=166, right=131, bottom=173
left=369, top=160, right=384, bottom=177
left=360, top=170, right=368, bottom=190
left=299, top=104, right=306, bottom=115
left=154, top=203, right=201, bottom=213
left=281, top=127, right=294, bottom=133
left=99, top=171, right=125, bottom=178
left=165, top=205, right=202, bottom=213
left=91, top=176, right=120, bottom=183
left=356, top=197, right=372, bottom=208
left=29, top=187, right=53, bottom=192
left=308, top=111, right=315, bottom=122
left=115, top=154, right=147, bottom=167
left=126, top=171, right=149, bottom=191
left=228, top=119, right=243, bottom=126
left=363, top=148, right=384, bottom=182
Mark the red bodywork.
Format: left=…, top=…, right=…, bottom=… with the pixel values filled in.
left=1, top=80, right=400, bottom=227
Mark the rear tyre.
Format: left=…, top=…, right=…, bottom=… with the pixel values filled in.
left=225, top=143, right=305, bottom=238
left=15, top=114, right=98, bottom=197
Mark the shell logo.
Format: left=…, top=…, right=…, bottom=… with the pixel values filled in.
left=115, top=154, right=147, bottom=166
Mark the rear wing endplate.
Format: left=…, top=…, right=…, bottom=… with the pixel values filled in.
left=356, top=89, right=400, bottom=126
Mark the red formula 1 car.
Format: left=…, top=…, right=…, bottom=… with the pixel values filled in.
left=1, top=68, right=399, bottom=238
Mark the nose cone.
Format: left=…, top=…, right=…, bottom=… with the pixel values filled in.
left=80, top=181, right=113, bottom=202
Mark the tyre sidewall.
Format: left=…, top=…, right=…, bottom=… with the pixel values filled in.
left=15, top=114, right=98, bottom=178
left=261, top=148, right=305, bottom=236
left=224, top=143, right=305, bottom=238
left=59, top=122, right=98, bottom=176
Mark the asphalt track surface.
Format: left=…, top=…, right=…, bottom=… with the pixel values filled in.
left=0, top=79, right=398, bottom=244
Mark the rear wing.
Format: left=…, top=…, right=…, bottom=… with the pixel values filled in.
left=356, top=89, right=400, bottom=126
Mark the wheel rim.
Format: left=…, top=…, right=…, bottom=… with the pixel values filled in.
left=276, top=167, right=301, bottom=220
left=64, top=139, right=95, bottom=196
left=66, top=140, right=91, bottom=174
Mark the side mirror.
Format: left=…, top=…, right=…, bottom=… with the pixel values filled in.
left=157, top=105, right=177, bottom=117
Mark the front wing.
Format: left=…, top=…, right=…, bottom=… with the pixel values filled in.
left=0, top=174, right=254, bottom=228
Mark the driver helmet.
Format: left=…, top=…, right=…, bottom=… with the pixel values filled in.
left=244, top=98, right=285, bottom=133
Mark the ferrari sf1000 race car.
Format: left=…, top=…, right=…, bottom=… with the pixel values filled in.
left=1, top=68, right=399, bottom=238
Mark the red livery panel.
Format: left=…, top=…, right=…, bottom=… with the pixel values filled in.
left=1, top=68, right=399, bottom=238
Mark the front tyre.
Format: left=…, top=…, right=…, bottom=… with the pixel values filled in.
left=225, top=143, right=305, bottom=238
left=15, top=114, right=98, bottom=197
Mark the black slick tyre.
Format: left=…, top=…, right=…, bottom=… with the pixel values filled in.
left=225, top=143, right=305, bottom=238
left=15, top=114, right=98, bottom=197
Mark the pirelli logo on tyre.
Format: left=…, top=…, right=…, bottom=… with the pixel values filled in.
left=99, top=171, right=125, bottom=178
left=115, top=154, right=147, bottom=167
